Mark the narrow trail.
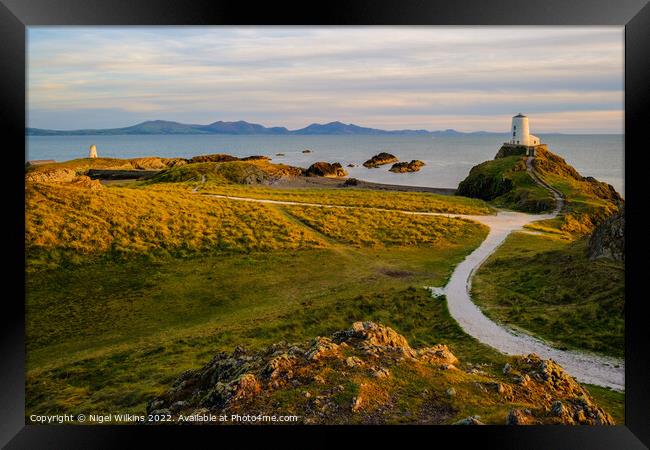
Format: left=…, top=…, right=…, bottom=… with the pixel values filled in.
left=196, top=169, right=624, bottom=391
left=443, top=157, right=623, bottom=391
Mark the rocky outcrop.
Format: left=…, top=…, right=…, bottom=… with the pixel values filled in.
left=146, top=323, right=614, bottom=425
left=456, top=159, right=518, bottom=201
left=505, top=354, right=614, bottom=425
left=305, top=162, right=347, bottom=178
left=25, top=167, right=78, bottom=183
left=363, top=153, right=398, bottom=168
left=588, top=207, right=624, bottom=261
left=190, top=154, right=240, bottom=163
left=389, top=160, right=425, bottom=173
left=240, top=155, right=271, bottom=161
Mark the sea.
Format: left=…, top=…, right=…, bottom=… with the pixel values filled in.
left=26, top=134, right=625, bottom=196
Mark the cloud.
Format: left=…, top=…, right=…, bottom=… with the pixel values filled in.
left=27, top=26, right=624, bottom=132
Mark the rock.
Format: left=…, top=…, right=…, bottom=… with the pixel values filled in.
left=305, top=162, right=348, bottom=178
left=389, top=160, right=426, bottom=173
left=503, top=363, right=512, bottom=375
left=25, top=167, right=78, bottom=183
left=275, top=153, right=285, bottom=156
left=145, top=323, right=613, bottom=425
left=306, top=337, right=340, bottom=361
left=588, top=207, right=624, bottom=261
left=264, top=354, right=296, bottom=380
left=372, top=367, right=390, bottom=378
left=362, top=152, right=398, bottom=168
left=347, top=163, right=355, bottom=167
left=453, top=416, right=484, bottom=425
left=334, top=321, right=416, bottom=358
left=302, top=149, right=312, bottom=153
left=351, top=396, right=363, bottom=412
left=417, top=344, right=459, bottom=366
left=343, top=178, right=359, bottom=186
left=506, top=408, right=535, bottom=425
left=515, top=374, right=531, bottom=386
left=346, top=356, right=364, bottom=368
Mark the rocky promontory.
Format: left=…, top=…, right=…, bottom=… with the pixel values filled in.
left=389, top=160, right=425, bottom=173
left=363, top=153, right=398, bottom=168
left=146, top=322, right=613, bottom=425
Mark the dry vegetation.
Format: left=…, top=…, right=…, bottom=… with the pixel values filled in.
left=25, top=182, right=325, bottom=269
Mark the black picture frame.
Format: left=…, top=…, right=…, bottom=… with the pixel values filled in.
left=2, top=0, right=649, bottom=447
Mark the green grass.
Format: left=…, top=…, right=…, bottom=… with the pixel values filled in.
left=27, top=242, right=495, bottom=417
left=472, top=232, right=624, bottom=358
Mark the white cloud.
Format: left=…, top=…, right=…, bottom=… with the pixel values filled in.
left=27, top=26, right=624, bottom=132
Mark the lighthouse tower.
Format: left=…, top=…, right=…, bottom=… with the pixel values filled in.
left=509, top=113, right=540, bottom=147
left=89, top=144, right=98, bottom=158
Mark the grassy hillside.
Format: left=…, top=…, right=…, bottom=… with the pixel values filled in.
left=456, top=145, right=623, bottom=234
left=25, top=163, right=499, bottom=419
left=472, top=232, right=624, bottom=358
left=526, top=147, right=623, bottom=235
left=25, top=182, right=325, bottom=269
left=456, top=154, right=553, bottom=212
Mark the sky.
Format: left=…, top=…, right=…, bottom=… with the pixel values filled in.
left=27, top=27, right=624, bottom=133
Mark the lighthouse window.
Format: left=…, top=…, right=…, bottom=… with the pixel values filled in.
left=514, top=125, right=516, bottom=130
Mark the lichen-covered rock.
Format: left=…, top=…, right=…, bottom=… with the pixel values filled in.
left=453, top=416, right=484, bottom=425
left=146, top=325, right=614, bottom=425
left=362, top=152, right=398, bottom=168
left=506, top=408, right=536, bottom=425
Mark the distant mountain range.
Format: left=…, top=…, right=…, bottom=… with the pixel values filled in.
left=26, top=120, right=509, bottom=136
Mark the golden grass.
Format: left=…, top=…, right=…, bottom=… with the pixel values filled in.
left=26, top=182, right=325, bottom=267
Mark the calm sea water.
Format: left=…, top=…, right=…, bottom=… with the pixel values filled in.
left=27, top=134, right=624, bottom=195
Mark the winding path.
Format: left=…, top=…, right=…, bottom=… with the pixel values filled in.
left=196, top=166, right=624, bottom=391
left=443, top=157, right=623, bottom=391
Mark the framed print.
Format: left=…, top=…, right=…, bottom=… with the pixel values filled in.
left=2, top=0, right=649, bottom=447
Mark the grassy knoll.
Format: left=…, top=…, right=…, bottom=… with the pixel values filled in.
left=456, top=154, right=553, bottom=212
left=25, top=182, right=325, bottom=269
left=472, top=232, right=624, bottom=358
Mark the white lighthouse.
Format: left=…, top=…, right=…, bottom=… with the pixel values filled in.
left=509, top=113, right=540, bottom=147
left=89, top=144, right=98, bottom=158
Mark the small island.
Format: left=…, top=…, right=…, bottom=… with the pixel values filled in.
left=305, top=161, right=347, bottom=178
left=389, top=160, right=426, bottom=173
left=362, top=152, right=398, bottom=168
